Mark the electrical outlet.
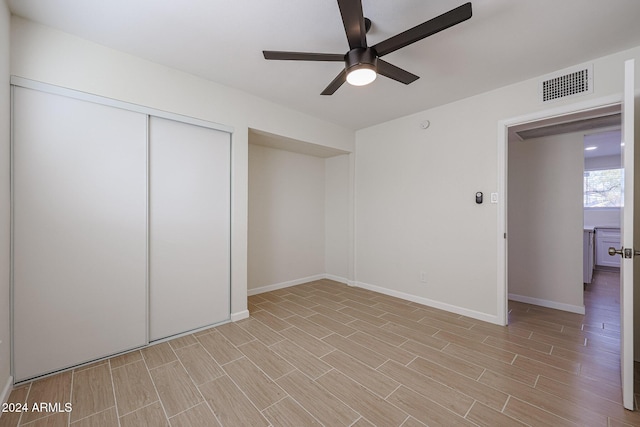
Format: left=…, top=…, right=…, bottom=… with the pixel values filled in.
left=420, top=271, right=427, bottom=283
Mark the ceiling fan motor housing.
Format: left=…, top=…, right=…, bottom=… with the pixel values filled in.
left=345, top=47, right=378, bottom=74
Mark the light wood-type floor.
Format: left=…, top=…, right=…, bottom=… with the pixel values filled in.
left=1, top=270, right=638, bottom=426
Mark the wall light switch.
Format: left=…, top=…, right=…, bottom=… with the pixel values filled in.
left=490, top=193, right=498, bottom=203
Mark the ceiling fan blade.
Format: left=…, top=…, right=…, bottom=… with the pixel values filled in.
left=321, top=69, right=347, bottom=95
left=373, top=2, right=472, bottom=57
left=263, top=51, right=345, bottom=61
left=337, top=0, right=367, bottom=49
left=377, top=60, right=419, bottom=85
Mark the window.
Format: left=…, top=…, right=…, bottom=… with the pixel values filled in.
left=584, top=168, right=623, bottom=207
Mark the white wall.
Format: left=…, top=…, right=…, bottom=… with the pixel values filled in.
left=635, top=96, right=640, bottom=361
left=248, top=144, right=325, bottom=292
left=325, top=154, right=351, bottom=281
left=9, top=16, right=355, bottom=321
left=585, top=154, right=621, bottom=170
left=355, top=45, right=640, bottom=323
left=584, top=209, right=621, bottom=228
left=247, top=146, right=350, bottom=293
left=508, top=132, right=584, bottom=312
left=0, top=0, right=11, bottom=401
left=355, top=99, right=502, bottom=321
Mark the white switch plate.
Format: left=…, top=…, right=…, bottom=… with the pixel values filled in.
left=490, top=193, right=498, bottom=203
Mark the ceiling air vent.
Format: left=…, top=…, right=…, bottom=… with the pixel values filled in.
left=539, top=64, right=593, bottom=103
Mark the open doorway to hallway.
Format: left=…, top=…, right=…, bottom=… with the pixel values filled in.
left=506, top=107, right=621, bottom=315
left=501, top=101, right=639, bottom=410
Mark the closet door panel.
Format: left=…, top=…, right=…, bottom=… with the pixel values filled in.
left=13, top=87, right=148, bottom=381
left=149, top=117, right=230, bottom=341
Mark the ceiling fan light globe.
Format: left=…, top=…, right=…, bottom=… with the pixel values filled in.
left=347, top=67, right=377, bottom=86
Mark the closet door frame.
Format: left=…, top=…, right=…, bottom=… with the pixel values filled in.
left=10, top=77, right=233, bottom=381
left=10, top=77, right=234, bottom=133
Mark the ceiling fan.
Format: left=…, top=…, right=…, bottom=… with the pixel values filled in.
left=263, top=1, right=472, bottom=95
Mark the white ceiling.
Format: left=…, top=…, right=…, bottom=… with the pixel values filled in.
left=8, top=0, right=640, bottom=130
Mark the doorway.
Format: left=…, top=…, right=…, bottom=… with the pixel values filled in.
left=497, top=97, right=624, bottom=325
left=499, top=59, right=637, bottom=411
left=498, top=95, right=639, bottom=410
left=506, top=108, right=621, bottom=315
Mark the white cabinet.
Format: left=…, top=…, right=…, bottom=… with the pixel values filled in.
left=595, top=228, right=621, bottom=268
left=583, top=229, right=595, bottom=283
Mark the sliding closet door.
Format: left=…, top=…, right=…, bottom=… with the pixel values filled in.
left=13, top=87, right=148, bottom=381
left=149, top=117, right=230, bottom=341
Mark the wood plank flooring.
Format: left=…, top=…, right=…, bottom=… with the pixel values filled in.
left=1, top=270, right=638, bottom=426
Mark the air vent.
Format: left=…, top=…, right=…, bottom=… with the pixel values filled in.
left=539, top=64, right=593, bottom=103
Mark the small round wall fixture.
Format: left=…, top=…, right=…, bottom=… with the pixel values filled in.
left=420, top=120, right=430, bottom=129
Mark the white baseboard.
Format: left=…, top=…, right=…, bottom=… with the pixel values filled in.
left=247, top=274, right=331, bottom=296
left=323, top=274, right=349, bottom=285
left=508, top=293, right=586, bottom=315
left=230, top=310, right=250, bottom=322
left=1, top=376, right=12, bottom=406
left=246, top=275, right=500, bottom=325
left=354, top=281, right=500, bottom=325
